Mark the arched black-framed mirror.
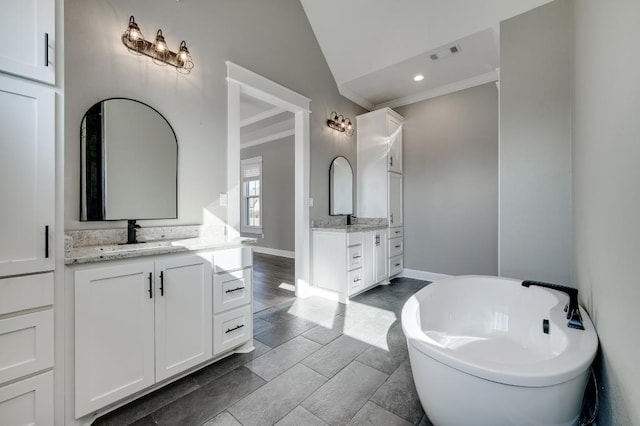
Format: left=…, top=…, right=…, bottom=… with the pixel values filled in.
left=329, top=156, right=353, bottom=215
left=80, top=98, right=178, bottom=221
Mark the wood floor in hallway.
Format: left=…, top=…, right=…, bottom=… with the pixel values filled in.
left=252, top=252, right=296, bottom=313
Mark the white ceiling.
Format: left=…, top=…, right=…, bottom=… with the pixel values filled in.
left=240, top=93, right=294, bottom=149
left=300, top=0, right=553, bottom=109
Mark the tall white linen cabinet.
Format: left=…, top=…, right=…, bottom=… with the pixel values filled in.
left=0, top=0, right=57, bottom=424
left=356, top=108, right=404, bottom=278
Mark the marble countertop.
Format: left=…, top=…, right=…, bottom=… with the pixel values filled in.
left=65, top=236, right=256, bottom=265
left=311, top=224, right=388, bottom=233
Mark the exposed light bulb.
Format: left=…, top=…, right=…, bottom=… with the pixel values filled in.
left=414, top=74, right=424, bottom=82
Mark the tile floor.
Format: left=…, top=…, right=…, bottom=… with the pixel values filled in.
left=94, top=277, right=432, bottom=426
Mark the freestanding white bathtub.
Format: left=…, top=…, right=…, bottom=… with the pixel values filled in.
left=401, top=275, right=598, bottom=426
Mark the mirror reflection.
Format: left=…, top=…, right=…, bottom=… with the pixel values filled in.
left=329, top=156, right=353, bottom=215
left=80, top=98, right=178, bottom=221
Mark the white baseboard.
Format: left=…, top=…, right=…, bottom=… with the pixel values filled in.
left=402, top=268, right=452, bottom=282
left=252, top=246, right=295, bottom=259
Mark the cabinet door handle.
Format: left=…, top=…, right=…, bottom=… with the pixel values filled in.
left=44, top=33, right=49, bottom=67
left=225, top=324, right=245, bottom=334
left=225, top=286, right=245, bottom=293
left=159, top=271, right=164, bottom=296
left=390, top=214, right=394, bottom=224
left=45, top=225, right=49, bottom=258
left=148, top=273, right=153, bottom=298
left=390, top=156, right=393, bottom=167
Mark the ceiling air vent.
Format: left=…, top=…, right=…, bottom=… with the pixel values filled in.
left=429, top=44, right=461, bottom=61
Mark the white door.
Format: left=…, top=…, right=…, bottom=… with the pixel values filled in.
left=373, top=231, right=387, bottom=282
left=74, top=261, right=155, bottom=418
left=388, top=172, right=403, bottom=228
left=0, top=0, right=55, bottom=84
left=0, top=75, right=54, bottom=277
left=387, top=118, right=403, bottom=173
left=155, top=255, right=212, bottom=381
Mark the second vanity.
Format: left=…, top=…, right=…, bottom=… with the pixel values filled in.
left=64, top=227, right=255, bottom=425
left=312, top=220, right=389, bottom=303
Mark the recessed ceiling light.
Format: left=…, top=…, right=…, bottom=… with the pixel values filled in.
left=414, top=74, right=424, bottom=82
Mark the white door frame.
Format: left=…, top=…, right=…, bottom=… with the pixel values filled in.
left=226, top=61, right=311, bottom=296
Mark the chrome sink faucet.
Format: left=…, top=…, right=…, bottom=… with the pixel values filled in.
left=522, top=280, right=585, bottom=330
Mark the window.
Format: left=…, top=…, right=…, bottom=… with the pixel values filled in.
left=241, top=156, right=262, bottom=234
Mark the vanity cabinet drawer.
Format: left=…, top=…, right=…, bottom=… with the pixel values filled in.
left=214, top=269, right=252, bottom=314
left=0, top=371, right=53, bottom=426
left=0, top=310, right=53, bottom=385
left=389, top=227, right=403, bottom=239
left=346, top=232, right=363, bottom=246
left=389, top=237, right=403, bottom=257
left=213, top=247, right=253, bottom=273
left=348, top=268, right=364, bottom=295
left=389, top=256, right=403, bottom=277
left=0, top=273, right=53, bottom=316
left=213, top=305, right=252, bottom=355
left=347, top=245, right=363, bottom=271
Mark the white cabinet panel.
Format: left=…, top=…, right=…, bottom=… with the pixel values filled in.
left=389, top=237, right=403, bottom=258
left=389, top=227, right=403, bottom=239
left=387, top=115, right=403, bottom=173
left=0, top=310, right=53, bottom=385
left=213, top=305, right=252, bottom=355
left=388, top=172, right=403, bottom=228
left=74, top=261, right=155, bottom=418
left=155, top=255, right=212, bottom=381
left=374, top=231, right=387, bottom=283
left=213, top=247, right=252, bottom=273
left=0, top=75, right=54, bottom=277
left=0, top=371, right=53, bottom=426
left=0, top=273, right=53, bottom=315
left=347, top=245, right=363, bottom=271
left=214, top=269, right=252, bottom=314
left=389, top=256, right=404, bottom=277
left=0, top=0, right=55, bottom=84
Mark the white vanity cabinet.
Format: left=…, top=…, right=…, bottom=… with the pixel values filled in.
left=73, top=254, right=212, bottom=418
left=313, top=229, right=387, bottom=303
left=0, top=0, right=55, bottom=84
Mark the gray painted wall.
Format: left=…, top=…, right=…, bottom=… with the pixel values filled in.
left=572, top=0, right=640, bottom=423
left=64, top=0, right=364, bottom=230
left=396, top=83, right=498, bottom=276
left=499, top=0, right=573, bottom=284
left=241, top=137, right=295, bottom=252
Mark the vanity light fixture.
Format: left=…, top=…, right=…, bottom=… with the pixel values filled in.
left=327, top=111, right=354, bottom=136
left=121, top=16, right=194, bottom=74
left=414, top=74, right=424, bottom=82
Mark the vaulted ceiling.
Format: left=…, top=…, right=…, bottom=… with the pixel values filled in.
left=300, top=0, right=553, bottom=110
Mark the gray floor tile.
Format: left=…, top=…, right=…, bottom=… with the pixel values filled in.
left=246, top=335, right=322, bottom=381
left=274, top=406, right=328, bottom=426
left=341, top=302, right=400, bottom=348
left=302, top=361, right=388, bottom=425
left=302, top=335, right=370, bottom=378
left=150, top=367, right=265, bottom=425
left=254, top=317, right=275, bottom=334
left=201, top=411, right=242, bottom=426
left=254, top=317, right=318, bottom=347
left=370, top=360, right=424, bottom=424
left=418, top=413, right=435, bottom=426
left=229, top=364, right=327, bottom=426
left=356, top=323, right=408, bottom=374
left=129, top=415, right=157, bottom=425
left=192, top=340, right=271, bottom=387
left=348, top=401, right=414, bottom=426
left=94, top=376, right=199, bottom=426
left=302, top=314, right=345, bottom=345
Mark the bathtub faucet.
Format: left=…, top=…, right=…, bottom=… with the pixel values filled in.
left=521, top=280, right=585, bottom=330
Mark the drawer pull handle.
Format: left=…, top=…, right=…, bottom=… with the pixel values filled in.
left=395, top=245, right=401, bottom=248
left=45, top=225, right=49, bottom=258
left=395, top=263, right=401, bottom=267
left=353, top=277, right=361, bottom=282
left=352, top=255, right=361, bottom=259
left=44, top=33, right=49, bottom=67
left=225, top=286, right=245, bottom=293
left=225, top=324, right=245, bottom=334
left=148, top=273, right=153, bottom=298
left=395, top=230, right=401, bottom=234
